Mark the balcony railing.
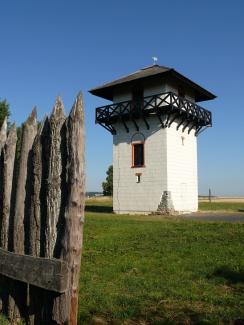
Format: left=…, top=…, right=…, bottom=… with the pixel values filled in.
left=95, top=91, right=212, bottom=136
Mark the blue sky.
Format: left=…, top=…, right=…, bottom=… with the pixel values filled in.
left=1, top=0, right=243, bottom=195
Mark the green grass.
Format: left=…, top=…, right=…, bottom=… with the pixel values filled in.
left=78, top=199, right=244, bottom=324
left=1, top=199, right=244, bottom=324
left=199, top=201, right=244, bottom=212
left=0, top=314, right=9, bottom=325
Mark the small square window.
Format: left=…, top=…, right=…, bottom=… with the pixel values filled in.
left=132, top=143, right=144, bottom=167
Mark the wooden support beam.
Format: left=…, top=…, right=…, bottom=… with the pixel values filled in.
left=0, top=248, right=68, bottom=293
left=182, top=120, right=192, bottom=133
left=188, top=123, right=196, bottom=134
left=164, top=111, right=172, bottom=127
left=120, top=116, right=129, bottom=133
left=176, top=117, right=185, bottom=131
left=156, top=111, right=165, bottom=128
left=99, top=123, right=115, bottom=134
left=130, top=112, right=139, bottom=131
left=168, top=114, right=178, bottom=127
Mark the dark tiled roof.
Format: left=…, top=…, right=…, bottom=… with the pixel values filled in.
left=89, top=65, right=216, bottom=102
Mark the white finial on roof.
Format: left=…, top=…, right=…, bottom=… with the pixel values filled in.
left=152, top=56, right=158, bottom=65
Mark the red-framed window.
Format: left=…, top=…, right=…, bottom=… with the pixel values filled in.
left=132, top=142, right=144, bottom=167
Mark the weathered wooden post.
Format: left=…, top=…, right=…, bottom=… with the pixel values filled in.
left=9, top=109, right=37, bottom=322
left=0, top=119, right=16, bottom=313
left=0, top=92, right=85, bottom=324
left=52, top=93, right=85, bottom=324
left=208, top=188, right=212, bottom=203
left=0, top=123, right=17, bottom=250
left=45, top=97, right=66, bottom=259
left=0, top=118, right=7, bottom=152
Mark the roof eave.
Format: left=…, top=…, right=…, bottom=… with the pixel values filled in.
left=89, top=67, right=217, bottom=102
left=170, top=70, right=216, bottom=102
left=89, top=70, right=173, bottom=100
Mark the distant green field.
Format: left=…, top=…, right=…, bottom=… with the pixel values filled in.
left=87, top=197, right=244, bottom=213
left=1, top=199, right=244, bottom=324
left=199, top=201, right=244, bottom=211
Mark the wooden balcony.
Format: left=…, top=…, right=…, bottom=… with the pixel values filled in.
left=95, top=91, right=212, bottom=136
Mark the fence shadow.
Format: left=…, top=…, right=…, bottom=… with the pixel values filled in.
left=209, top=265, right=244, bottom=284
left=85, top=205, right=113, bottom=213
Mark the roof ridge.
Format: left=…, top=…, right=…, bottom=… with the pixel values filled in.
left=141, top=64, right=171, bottom=70
left=90, top=65, right=171, bottom=91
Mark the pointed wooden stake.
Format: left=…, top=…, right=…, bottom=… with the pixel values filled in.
left=9, top=108, right=37, bottom=323
left=0, top=124, right=17, bottom=249
left=52, top=92, right=85, bottom=324
left=28, top=117, right=47, bottom=256
left=13, top=108, right=38, bottom=254
left=45, top=97, right=66, bottom=258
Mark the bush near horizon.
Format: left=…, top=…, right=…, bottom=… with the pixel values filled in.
left=102, top=165, right=113, bottom=196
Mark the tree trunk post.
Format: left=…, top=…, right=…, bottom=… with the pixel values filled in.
left=52, top=93, right=85, bottom=324
left=9, top=109, right=37, bottom=323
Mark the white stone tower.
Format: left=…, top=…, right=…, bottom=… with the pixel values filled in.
left=90, top=65, right=216, bottom=214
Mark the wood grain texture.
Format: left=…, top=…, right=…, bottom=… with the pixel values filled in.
left=0, top=124, right=17, bottom=249
left=9, top=109, right=37, bottom=322
left=28, top=120, right=45, bottom=256
left=52, top=93, right=85, bottom=324
left=0, top=248, right=68, bottom=293
left=45, top=98, right=65, bottom=258
left=13, top=108, right=37, bottom=254
left=28, top=117, right=50, bottom=325
left=0, top=117, right=8, bottom=313
left=0, top=96, right=85, bottom=324
left=0, top=118, right=7, bottom=153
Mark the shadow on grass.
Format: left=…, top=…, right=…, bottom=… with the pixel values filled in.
left=179, top=310, right=244, bottom=325
left=179, top=308, right=208, bottom=325
left=85, top=205, right=113, bottom=213
left=210, top=266, right=244, bottom=284
left=79, top=308, right=213, bottom=325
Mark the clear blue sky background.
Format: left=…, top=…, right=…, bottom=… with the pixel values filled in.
left=1, top=0, right=243, bottom=195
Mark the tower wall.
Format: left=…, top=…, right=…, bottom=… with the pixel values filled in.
left=113, top=79, right=196, bottom=102
left=166, top=121, right=198, bottom=212
left=113, top=116, right=198, bottom=214
left=113, top=116, right=167, bottom=214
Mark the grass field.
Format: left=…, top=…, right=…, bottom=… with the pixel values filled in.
left=0, top=315, right=8, bottom=325
left=199, top=201, right=244, bottom=212
left=78, top=199, right=244, bottom=324
left=1, top=199, right=244, bottom=324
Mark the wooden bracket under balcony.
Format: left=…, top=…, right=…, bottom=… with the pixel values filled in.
left=95, top=91, right=212, bottom=136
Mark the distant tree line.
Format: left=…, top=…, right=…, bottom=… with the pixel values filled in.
left=0, top=99, right=23, bottom=164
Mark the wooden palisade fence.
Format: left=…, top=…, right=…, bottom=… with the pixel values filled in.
left=0, top=93, right=85, bottom=324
